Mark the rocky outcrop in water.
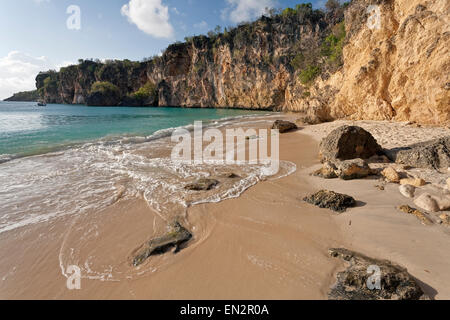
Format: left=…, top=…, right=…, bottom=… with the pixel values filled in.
left=328, top=248, right=429, bottom=300
left=132, top=222, right=192, bottom=266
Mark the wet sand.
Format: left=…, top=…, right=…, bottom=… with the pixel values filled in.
left=1, top=118, right=449, bottom=300
left=0, top=125, right=345, bottom=299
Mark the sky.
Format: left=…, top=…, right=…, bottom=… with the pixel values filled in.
left=0, top=0, right=327, bottom=99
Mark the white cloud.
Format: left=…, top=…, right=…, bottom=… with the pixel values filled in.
left=194, top=21, right=208, bottom=29
left=121, top=0, right=174, bottom=39
left=0, top=51, right=71, bottom=100
left=221, top=0, right=276, bottom=24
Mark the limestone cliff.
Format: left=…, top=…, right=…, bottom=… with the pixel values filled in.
left=32, top=0, right=449, bottom=125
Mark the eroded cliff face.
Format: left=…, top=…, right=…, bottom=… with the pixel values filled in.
left=149, top=14, right=334, bottom=109
left=335, top=0, right=449, bottom=124
left=34, top=0, right=449, bottom=125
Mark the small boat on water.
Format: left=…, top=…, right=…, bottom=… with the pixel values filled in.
left=37, top=101, right=47, bottom=107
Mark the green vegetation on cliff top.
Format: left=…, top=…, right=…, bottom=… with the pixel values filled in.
left=90, top=81, right=120, bottom=95
left=32, top=1, right=348, bottom=104
left=4, top=90, right=39, bottom=102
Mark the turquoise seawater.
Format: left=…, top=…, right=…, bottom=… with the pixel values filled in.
left=0, top=101, right=268, bottom=161
left=0, top=101, right=297, bottom=243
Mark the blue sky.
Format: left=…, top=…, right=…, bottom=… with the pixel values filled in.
left=0, top=0, right=327, bottom=99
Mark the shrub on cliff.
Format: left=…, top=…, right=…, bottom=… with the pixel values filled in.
left=125, top=81, right=157, bottom=106
left=86, top=81, right=121, bottom=106
left=299, top=65, right=321, bottom=84
left=90, top=81, right=120, bottom=95
left=321, top=22, right=346, bottom=66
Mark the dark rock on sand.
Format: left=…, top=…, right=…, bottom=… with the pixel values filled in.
left=393, top=137, right=450, bottom=170
left=133, top=222, right=192, bottom=267
left=272, top=120, right=298, bottom=133
left=319, top=126, right=383, bottom=162
left=185, top=178, right=219, bottom=191
left=303, top=190, right=356, bottom=213
left=328, top=248, right=428, bottom=300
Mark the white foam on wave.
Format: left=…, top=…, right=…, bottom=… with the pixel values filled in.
left=0, top=113, right=296, bottom=282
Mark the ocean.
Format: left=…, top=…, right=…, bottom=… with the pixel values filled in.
left=0, top=101, right=296, bottom=236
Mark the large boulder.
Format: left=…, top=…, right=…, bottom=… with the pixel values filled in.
left=328, top=248, right=428, bottom=300
left=303, top=190, right=356, bottom=213
left=272, top=120, right=298, bottom=133
left=319, top=126, right=383, bottom=162
left=133, top=222, right=192, bottom=266
left=394, top=137, right=450, bottom=170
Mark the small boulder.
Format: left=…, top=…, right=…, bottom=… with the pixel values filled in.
left=272, top=120, right=298, bottom=133
left=185, top=178, right=219, bottom=191
left=399, top=185, right=415, bottom=198
left=400, top=178, right=426, bottom=187
left=132, top=222, right=192, bottom=267
left=414, top=193, right=440, bottom=212
left=319, top=126, right=383, bottom=162
left=382, top=167, right=400, bottom=183
left=334, top=159, right=371, bottom=180
left=328, top=248, right=428, bottom=300
left=398, top=205, right=433, bottom=225
left=303, top=190, right=356, bottom=213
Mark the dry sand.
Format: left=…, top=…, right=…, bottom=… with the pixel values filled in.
left=1, top=117, right=449, bottom=299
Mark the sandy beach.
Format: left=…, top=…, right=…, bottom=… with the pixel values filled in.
left=1, top=116, right=449, bottom=300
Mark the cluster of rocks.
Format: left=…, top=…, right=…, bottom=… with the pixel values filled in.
left=313, top=126, right=384, bottom=181
left=328, top=248, right=429, bottom=300
left=312, top=125, right=450, bottom=225
left=378, top=162, right=449, bottom=224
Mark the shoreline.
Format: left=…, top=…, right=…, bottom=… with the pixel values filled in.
left=0, top=116, right=449, bottom=299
